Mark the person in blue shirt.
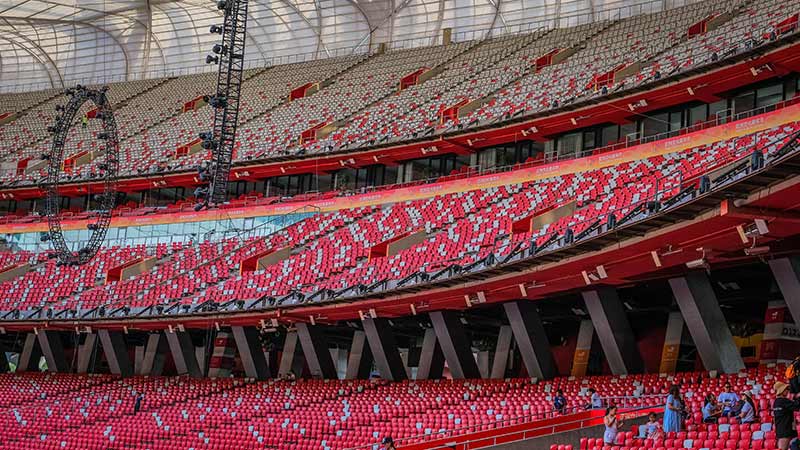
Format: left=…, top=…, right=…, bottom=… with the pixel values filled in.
left=553, top=389, right=567, bottom=415
left=738, top=392, right=756, bottom=424
left=718, top=382, right=740, bottom=417
left=702, top=393, right=721, bottom=423
left=663, top=385, right=683, bottom=433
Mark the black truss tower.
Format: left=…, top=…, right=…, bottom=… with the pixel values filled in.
left=44, top=86, right=119, bottom=265
left=208, top=0, right=249, bottom=205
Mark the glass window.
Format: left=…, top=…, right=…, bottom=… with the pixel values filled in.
left=583, top=131, right=597, bottom=151
left=669, top=111, right=683, bottom=131
left=558, top=132, right=581, bottom=158
left=600, top=125, right=619, bottom=146
left=709, top=99, right=729, bottom=122
left=756, top=84, right=783, bottom=108
left=733, top=91, right=755, bottom=115
left=688, top=104, right=707, bottom=126
left=642, top=112, right=669, bottom=137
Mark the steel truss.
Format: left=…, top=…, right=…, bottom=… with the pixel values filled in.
left=44, top=85, right=119, bottom=265
left=202, top=0, right=249, bottom=205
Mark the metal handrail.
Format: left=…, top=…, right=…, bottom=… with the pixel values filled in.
left=345, top=395, right=667, bottom=450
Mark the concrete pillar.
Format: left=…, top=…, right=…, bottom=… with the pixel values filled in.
left=669, top=272, right=744, bottom=373
left=416, top=328, right=444, bottom=380
left=490, top=325, right=513, bottom=379
left=232, top=326, right=270, bottom=380
left=38, top=330, right=69, bottom=373
left=659, top=312, right=684, bottom=374
left=504, top=301, right=557, bottom=380
left=582, top=288, right=643, bottom=375
left=571, top=320, right=594, bottom=377
left=430, top=311, right=481, bottom=379
left=98, top=330, right=133, bottom=378
left=296, top=323, right=337, bottom=379
left=769, top=257, right=800, bottom=328
left=477, top=351, right=490, bottom=379
left=362, top=318, right=406, bottom=381
left=278, top=330, right=305, bottom=379
left=76, top=333, right=98, bottom=374
left=345, top=330, right=372, bottom=380
left=138, top=333, right=168, bottom=376
left=165, top=331, right=203, bottom=378
left=18, top=333, right=42, bottom=372
left=195, top=346, right=208, bottom=377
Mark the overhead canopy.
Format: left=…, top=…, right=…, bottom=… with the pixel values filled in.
left=0, top=0, right=683, bottom=93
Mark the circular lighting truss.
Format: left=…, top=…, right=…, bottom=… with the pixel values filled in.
left=44, top=85, right=119, bottom=266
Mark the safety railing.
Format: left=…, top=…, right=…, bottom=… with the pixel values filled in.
left=345, top=395, right=667, bottom=450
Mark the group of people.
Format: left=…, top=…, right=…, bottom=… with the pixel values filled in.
left=550, top=387, right=603, bottom=416
left=700, top=382, right=757, bottom=424
left=601, top=383, right=761, bottom=446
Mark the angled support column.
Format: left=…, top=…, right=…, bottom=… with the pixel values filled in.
left=38, top=330, right=68, bottom=373
left=232, top=326, right=270, bottom=380
left=769, top=257, right=800, bottom=327
left=416, top=328, right=444, bottom=380
left=18, top=333, right=42, bottom=372
left=571, top=320, right=594, bottom=377
left=362, top=318, right=406, bottom=381
left=139, top=333, right=168, bottom=376
left=582, top=288, right=643, bottom=375
left=504, top=301, right=557, bottom=380
left=345, top=330, right=373, bottom=380
left=296, top=323, right=337, bottom=379
left=659, top=312, right=684, bottom=374
left=98, top=330, right=133, bottom=378
left=165, top=331, right=203, bottom=378
left=490, top=325, right=513, bottom=379
left=278, top=330, right=305, bottom=378
left=76, top=333, right=98, bottom=374
left=430, top=311, right=481, bottom=379
left=669, top=272, right=744, bottom=374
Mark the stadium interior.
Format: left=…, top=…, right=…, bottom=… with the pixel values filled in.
left=0, top=0, right=800, bottom=448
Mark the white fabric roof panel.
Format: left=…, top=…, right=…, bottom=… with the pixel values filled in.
left=0, top=0, right=691, bottom=93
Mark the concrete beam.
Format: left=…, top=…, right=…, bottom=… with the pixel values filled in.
left=98, top=330, right=133, bottom=378
left=345, top=330, right=372, bottom=380
left=232, top=326, right=270, bottom=380
left=430, top=311, right=480, bottom=379
left=296, top=323, right=337, bottom=379
left=504, top=301, right=557, bottom=379
left=362, top=318, right=406, bottom=381
left=165, top=331, right=203, bottom=378
left=669, top=272, right=744, bottom=374
left=582, top=288, right=643, bottom=375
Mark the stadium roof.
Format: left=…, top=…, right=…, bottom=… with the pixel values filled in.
left=0, top=0, right=675, bottom=93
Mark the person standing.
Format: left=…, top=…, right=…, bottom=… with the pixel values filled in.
left=773, top=381, right=800, bottom=450
left=663, top=385, right=682, bottom=433
left=603, top=406, right=622, bottom=445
